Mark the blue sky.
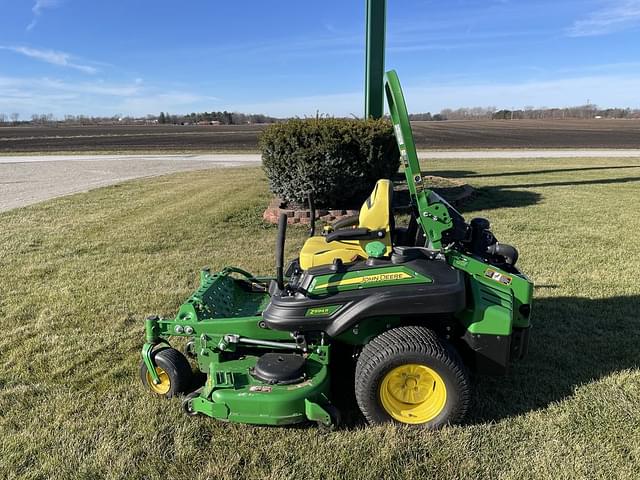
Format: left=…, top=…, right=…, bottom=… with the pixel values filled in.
left=1, top=0, right=640, bottom=118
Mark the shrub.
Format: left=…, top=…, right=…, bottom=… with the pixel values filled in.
left=260, top=118, right=400, bottom=208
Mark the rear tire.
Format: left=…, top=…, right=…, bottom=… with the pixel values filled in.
left=139, top=347, right=192, bottom=399
left=355, top=326, right=470, bottom=428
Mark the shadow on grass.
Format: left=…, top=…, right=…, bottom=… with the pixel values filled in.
left=469, top=295, right=640, bottom=423
left=331, top=295, right=640, bottom=429
left=430, top=165, right=640, bottom=180
left=438, top=172, right=640, bottom=212
left=498, top=176, right=640, bottom=189
left=391, top=172, right=544, bottom=212
left=458, top=186, right=542, bottom=213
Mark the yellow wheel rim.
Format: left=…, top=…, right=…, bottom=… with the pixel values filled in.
left=146, top=367, right=171, bottom=395
left=379, top=363, right=447, bottom=424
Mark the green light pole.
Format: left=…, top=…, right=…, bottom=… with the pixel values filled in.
left=365, top=0, right=386, bottom=119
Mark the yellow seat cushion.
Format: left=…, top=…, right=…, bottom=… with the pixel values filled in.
left=299, top=236, right=364, bottom=270
left=299, top=179, right=394, bottom=270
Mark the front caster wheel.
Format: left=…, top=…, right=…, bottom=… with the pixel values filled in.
left=139, top=347, right=192, bottom=399
left=355, top=326, right=470, bottom=428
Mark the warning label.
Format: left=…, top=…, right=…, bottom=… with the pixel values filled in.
left=484, top=268, right=512, bottom=285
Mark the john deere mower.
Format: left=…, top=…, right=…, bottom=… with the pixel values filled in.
left=140, top=70, right=533, bottom=428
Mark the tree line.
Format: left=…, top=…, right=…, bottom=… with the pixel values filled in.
left=410, top=105, right=640, bottom=121
left=0, top=111, right=279, bottom=126
left=0, top=113, right=21, bottom=125
left=160, top=111, right=278, bottom=125
left=2, top=105, right=640, bottom=127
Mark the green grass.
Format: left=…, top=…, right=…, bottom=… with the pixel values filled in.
left=1, top=158, right=640, bottom=479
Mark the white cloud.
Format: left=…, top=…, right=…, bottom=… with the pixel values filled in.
left=567, top=0, right=640, bottom=36
left=0, top=75, right=217, bottom=118
left=27, top=0, right=62, bottom=31
left=37, top=77, right=142, bottom=96
left=0, top=46, right=98, bottom=74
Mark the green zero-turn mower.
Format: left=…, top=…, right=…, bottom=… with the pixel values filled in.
left=140, top=70, right=534, bottom=428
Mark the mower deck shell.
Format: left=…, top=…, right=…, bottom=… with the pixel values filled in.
left=191, top=351, right=331, bottom=425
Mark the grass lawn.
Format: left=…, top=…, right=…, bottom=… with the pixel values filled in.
left=1, top=158, right=640, bottom=479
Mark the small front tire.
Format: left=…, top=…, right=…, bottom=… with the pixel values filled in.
left=139, top=347, right=192, bottom=399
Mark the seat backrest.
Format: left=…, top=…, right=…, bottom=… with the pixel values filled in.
left=359, top=179, right=393, bottom=232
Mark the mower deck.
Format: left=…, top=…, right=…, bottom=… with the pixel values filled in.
left=142, top=268, right=336, bottom=426
left=189, top=349, right=331, bottom=426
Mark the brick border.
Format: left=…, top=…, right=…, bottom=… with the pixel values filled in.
left=262, top=175, right=473, bottom=225
left=263, top=198, right=359, bottom=225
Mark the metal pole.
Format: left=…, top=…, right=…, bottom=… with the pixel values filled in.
left=365, top=0, right=386, bottom=119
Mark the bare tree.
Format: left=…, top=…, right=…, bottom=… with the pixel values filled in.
left=10, top=112, right=19, bottom=124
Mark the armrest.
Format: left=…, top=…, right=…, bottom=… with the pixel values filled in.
left=331, top=214, right=359, bottom=230
left=326, top=228, right=385, bottom=243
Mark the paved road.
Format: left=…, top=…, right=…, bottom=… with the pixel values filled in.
left=0, top=154, right=260, bottom=213
left=2, top=150, right=640, bottom=212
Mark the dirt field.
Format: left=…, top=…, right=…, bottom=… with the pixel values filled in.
left=2, top=119, right=640, bottom=153
left=411, top=119, right=640, bottom=149
left=0, top=124, right=265, bottom=153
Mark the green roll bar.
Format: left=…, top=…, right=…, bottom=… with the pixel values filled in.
left=384, top=70, right=454, bottom=249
